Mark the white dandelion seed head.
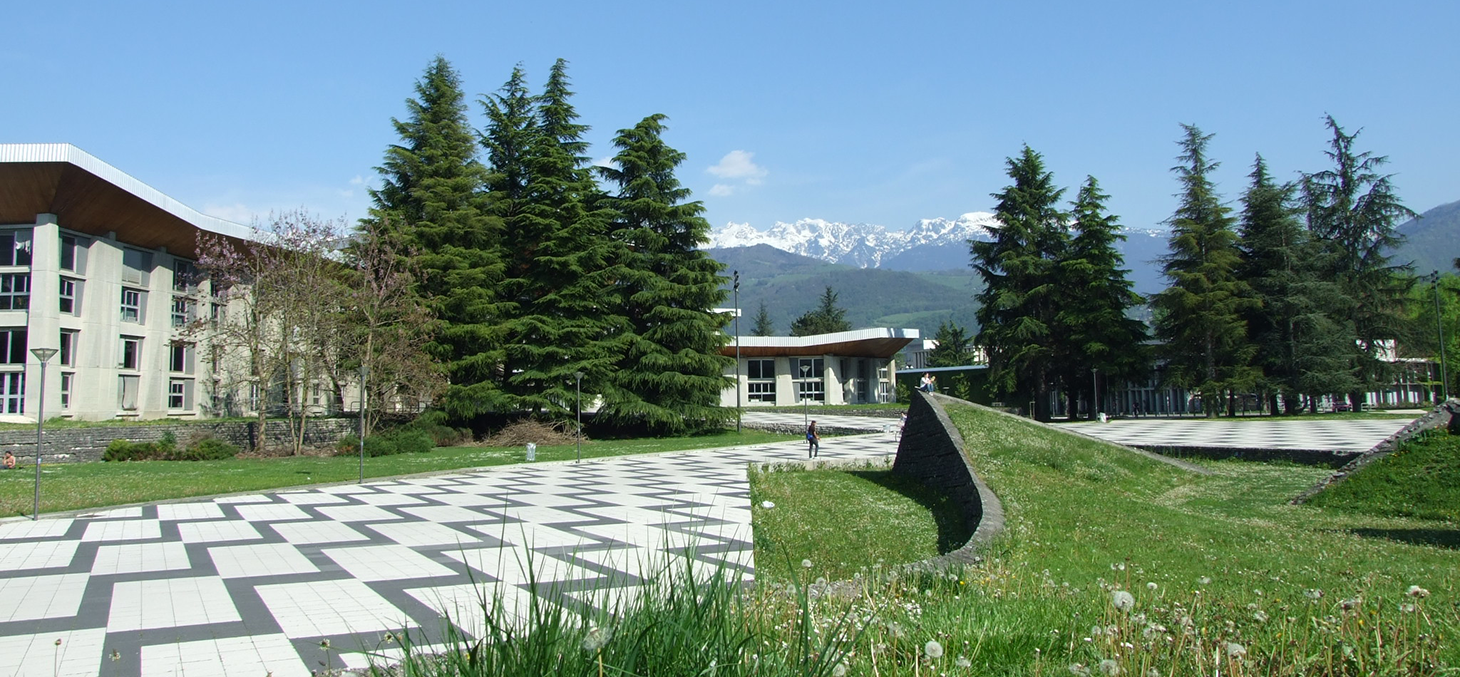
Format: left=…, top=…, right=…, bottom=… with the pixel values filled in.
left=1147, top=582, right=1158, bottom=590
left=1399, top=603, right=1417, bottom=613
left=956, top=655, right=972, bottom=668
left=1340, top=598, right=1359, bottom=611
left=924, top=640, right=944, bottom=659
left=1253, top=610, right=1269, bottom=623
left=581, top=626, right=612, bottom=652
left=1225, top=642, right=1246, bottom=659
left=1407, top=585, right=1430, bottom=599
left=1112, top=590, right=1135, bottom=613
left=1197, top=576, right=1212, bottom=585
left=1099, top=658, right=1121, bottom=676
left=760, top=501, right=775, bottom=509
left=832, top=662, right=847, bottom=677
left=1303, top=588, right=1324, bottom=600
left=802, top=559, right=813, bottom=569
left=1069, top=663, right=1092, bottom=676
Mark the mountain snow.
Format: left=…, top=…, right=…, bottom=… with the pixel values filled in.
left=707, top=212, right=1002, bottom=268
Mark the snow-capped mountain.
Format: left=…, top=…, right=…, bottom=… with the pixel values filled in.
left=707, top=212, right=1001, bottom=269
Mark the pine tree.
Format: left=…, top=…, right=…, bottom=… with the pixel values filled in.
left=365, top=55, right=503, bottom=421
left=751, top=302, right=775, bottom=336
left=971, top=145, right=1068, bottom=421
left=1303, top=116, right=1417, bottom=409
left=1151, top=125, right=1256, bottom=417
left=1237, top=155, right=1355, bottom=414
left=594, top=114, right=732, bottom=435
left=790, top=287, right=852, bottom=336
left=928, top=321, right=975, bottom=367
left=1058, top=176, right=1149, bottom=418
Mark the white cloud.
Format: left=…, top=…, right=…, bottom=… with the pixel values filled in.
left=202, top=203, right=259, bottom=224
left=709, top=184, right=736, bottom=197
left=592, top=156, right=619, bottom=170
left=349, top=175, right=366, bottom=186
left=707, top=150, right=767, bottom=185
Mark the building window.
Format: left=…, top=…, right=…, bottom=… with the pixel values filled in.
left=746, top=359, right=776, bottom=403
left=59, top=234, right=87, bottom=273
left=60, top=373, right=73, bottom=409
left=173, top=260, right=197, bottom=293
left=59, top=277, right=81, bottom=314
left=120, top=336, right=142, bottom=370
left=0, top=372, right=23, bottom=414
left=0, top=273, right=29, bottom=310
left=122, top=249, right=152, bottom=287
left=0, top=230, right=32, bottom=267
left=168, top=379, right=194, bottom=410
left=794, top=357, right=826, bottom=402
left=0, top=329, right=26, bottom=364
left=169, top=343, right=194, bottom=374
left=171, top=297, right=196, bottom=328
left=119, top=375, right=140, bottom=411
left=121, top=288, right=144, bottom=323
left=59, top=330, right=77, bottom=367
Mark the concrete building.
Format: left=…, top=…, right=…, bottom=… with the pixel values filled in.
left=0, top=143, right=257, bottom=422
left=719, top=328, right=919, bottom=406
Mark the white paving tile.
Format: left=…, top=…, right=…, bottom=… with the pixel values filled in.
left=472, top=522, right=593, bottom=550
left=214, top=494, right=274, bottom=504
left=0, top=517, right=73, bottom=540
left=81, top=519, right=161, bottom=542
left=0, top=573, right=89, bottom=622
left=366, top=521, right=482, bottom=548
left=315, top=504, right=403, bottom=522
left=271, top=520, right=369, bottom=545
left=139, top=633, right=310, bottom=677
left=400, top=505, right=495, bottom=523
left=0, top=627, right=107, bottom=677
left=108, top=577, right=240, bottom=631
left=232, top=504, right=313, bottom=522
left=156, top=503, right=226, bottom=521
left=0, top=539, right=78, bottom=571
left=276, top=492, right=350, bottom=505
left=256, top=579, right=412, bottom=638
left=88, top=506, right=144, bottom=519
left=322, top=544, right=456, bottom=581
left=351, top=492, right=427, bottom=507
left=490, top=505, right=588, bottom=524
left=446, top=547, right=596, bottom=587
left=177, top=520, right=264, bottom=544
left=317, top=484, right=380, bottom=495
left=406, top=581, right=534, bottom=637
left=92, top=541, right=191, bottom=575
left=210, top=543, right=319, bottom=579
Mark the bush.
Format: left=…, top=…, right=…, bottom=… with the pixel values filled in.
left=103, top=431, right=238, bottom=462
left=338, top=428, right=437, bottom=458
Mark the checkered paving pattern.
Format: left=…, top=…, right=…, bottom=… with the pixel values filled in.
left=740, top=411, right=900, bottom=432
left=1063, top=417, right=1413, bottom=453
left=0, top=433, right=898, bottom=676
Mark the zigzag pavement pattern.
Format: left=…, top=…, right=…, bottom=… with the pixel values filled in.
left=0, top=431, right=897, bottom=677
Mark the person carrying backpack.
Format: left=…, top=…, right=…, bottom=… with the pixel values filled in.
left=806, top=420, right=820, bottom=458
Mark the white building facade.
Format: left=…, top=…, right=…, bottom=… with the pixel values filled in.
left=719, top=328, right=919, bottom=406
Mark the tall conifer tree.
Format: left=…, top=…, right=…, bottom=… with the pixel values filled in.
left=595, top=114, right=732, bottom=435
left=1303, top=116, right=1417, bottom=409
left=751, top=302, right=775, bottom=336
left=1058, top=176, right=1149, bottom=417
left=366, top=55, right=503, bottom=420
left=1151, top=125, right=1255, bottom=416
left=971, top=145, right=1068, bottom=421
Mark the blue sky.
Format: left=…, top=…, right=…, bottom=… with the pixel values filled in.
left=4, top=1, right=1456, bottom=234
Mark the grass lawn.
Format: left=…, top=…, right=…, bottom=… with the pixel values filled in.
left=0, top=429, right=792, bottom=518
left=1308, top=428, right=1460, bottom=524
left=749, top=403, right=1459, bottom=675
left=749, top=465, right=969, bottom=582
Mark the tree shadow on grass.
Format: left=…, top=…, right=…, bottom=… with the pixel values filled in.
left=846, top=470, right=973, bottom=554
left=1346, top=527, right=1460, bottom=550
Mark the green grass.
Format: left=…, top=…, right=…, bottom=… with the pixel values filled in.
left=0, top=429, right=793, bottom=518
left=748, top=465, right=969, bottom=582
left=1308, top=429, right=1460, bottom=523
left=746, top=403, right=1459, bottom=675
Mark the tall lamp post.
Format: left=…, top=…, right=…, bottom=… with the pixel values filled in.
left=1091, top=368, right=1099, bottom=421
left=358, top=364, right=368, bottom=484
left=1433, top=273, right=1450, bottom=402
left=574, top=371, right=584, bottom=463
left=30, top=347, right=57, bottom=521
left=799, top=363, right=811, bottom=427
left=733, top=271, right=741, bottom=433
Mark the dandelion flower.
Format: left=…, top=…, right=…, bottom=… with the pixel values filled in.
left=1112, top=590, right=1135, bottom=613
left=1146, top=669, right=1162, bottom=677
left=802, top=559, right=813, bottom=569
left=1069, top=663, right=1092, bottom=676
left=581, top=626, right=612, bottom=652
left=760, top=501, right=776, bottom=509
left=319, top=639, right=331, bottom=649
left=832, top=663, right=847, bottom=677
left=1099, top=658, right=1121, bottom=676
left=1407, top=585, right=1430, bottom=598
left=1253, top=610, right=1269, bottom=623
left=1303, top=588, right=1324, bottom=600
left=1399, top=603, right=1417, bottom=613
left=54, top=639, right=62, bottom=647
left=924, top=640, right=944, bottom=659
left=1225, top=642, right=1246, bottom=659
left=1340, top=598, right=1359, bottom=610
left=109, top=649, right=121, bottom=662
left=956, top=655, right=972, bottom=668
left=1197, top=576, right=1211, bottom=585
left=1146, top=582, right=1158, bottom=590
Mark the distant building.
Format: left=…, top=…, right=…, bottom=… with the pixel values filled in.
left=720, top=328, right=919, bottom=406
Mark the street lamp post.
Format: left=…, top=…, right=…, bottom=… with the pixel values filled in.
left=733, top=271, right=741, bottom=433
left=799, top=363, right=811, bottom=426
left=574, top=371, right=584, bottom=463
left=30, top=347, right=58, bottom=521
left=358, top=364, right=369, bottom=484
left=1433, top=273, right=1450, bottom=402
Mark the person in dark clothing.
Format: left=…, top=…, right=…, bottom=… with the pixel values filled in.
left=806, top=420, right=820, bottom=458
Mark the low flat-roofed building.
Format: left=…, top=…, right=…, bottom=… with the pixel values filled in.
left=720, top=327, right=919, bottom=406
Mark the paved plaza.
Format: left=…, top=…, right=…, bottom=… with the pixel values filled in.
left=1063, top=417, right=1414, bottom=453
left=0, top=432, right=898, bottom=677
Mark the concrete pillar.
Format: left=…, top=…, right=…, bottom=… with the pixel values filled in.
left=27, top=215, right=61, bottom=421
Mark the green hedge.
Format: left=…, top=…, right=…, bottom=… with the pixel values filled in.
left=103, top=432, right=240, bottom=462
left=335, top=428, right=436, bottom=458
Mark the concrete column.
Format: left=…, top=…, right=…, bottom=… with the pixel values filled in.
left=25, top=215, right=62, bottom=421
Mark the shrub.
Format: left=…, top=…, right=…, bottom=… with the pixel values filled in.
left=177, top=436, right=239, bottom=461
left=338, top=428, right=437, bottom=458
left=103, top=431, right=238, bottom=462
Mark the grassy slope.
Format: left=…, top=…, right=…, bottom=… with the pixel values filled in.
left=0, top=429, right=792, bottom=517
left=1308, top=429, right=1460, bottom=523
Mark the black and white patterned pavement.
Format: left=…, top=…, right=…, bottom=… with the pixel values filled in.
left=1063, top=417, right=1413, bottom=453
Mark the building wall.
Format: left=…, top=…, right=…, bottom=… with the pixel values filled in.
left=720, top=354, right=897, bottom=407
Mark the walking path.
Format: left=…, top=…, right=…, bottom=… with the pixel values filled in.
left=739, top=410, right=899, bottom=432
left=0, top=432, right=899, bottom=677
left=1063, top=417, right=1414, bottom=453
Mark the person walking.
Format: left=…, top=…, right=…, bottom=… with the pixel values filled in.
left=806, top=420, right=820, bottom=458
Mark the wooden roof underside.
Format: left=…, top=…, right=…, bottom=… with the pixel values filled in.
left=719, top=337, right=914, bottom=359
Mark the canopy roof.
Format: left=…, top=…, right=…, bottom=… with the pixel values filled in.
left=721, top=328, right=919, bottom=359
left=0, top=143, right=259, bottom=258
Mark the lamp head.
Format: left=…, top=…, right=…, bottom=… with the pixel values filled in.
left=30, top=348, right=58, bottom=363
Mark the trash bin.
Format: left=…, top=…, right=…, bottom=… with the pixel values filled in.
left=526, top=442, right=536, bottom=462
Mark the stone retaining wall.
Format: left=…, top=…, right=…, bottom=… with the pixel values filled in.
left=1291, top=399, right=1459, bottom=504
left=3, top=418, right=359, bottom=464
